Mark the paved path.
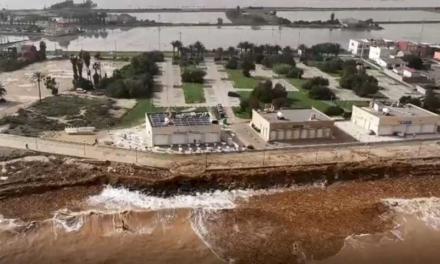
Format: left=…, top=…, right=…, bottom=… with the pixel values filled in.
left=155, top=59, right=185, bottom=107
left=1, top=133, right=440, bottom=171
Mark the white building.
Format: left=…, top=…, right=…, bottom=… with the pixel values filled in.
left=351, top=103, right=440, bottom=136
left=145, top=112, right=221, bottom=147
left=250, top=109, right=335, bottom=142
left=348, top=39, right=371, bottom=58
left=368, top=46, right=403, bottom=69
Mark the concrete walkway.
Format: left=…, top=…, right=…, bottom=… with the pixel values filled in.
left=1, top=133, right=440, bottom=171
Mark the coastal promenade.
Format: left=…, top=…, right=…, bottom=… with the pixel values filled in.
left=0, top=133, right=439, bottom=171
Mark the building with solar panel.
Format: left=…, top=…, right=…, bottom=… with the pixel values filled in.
left=145, top=112, right=222, bottom=147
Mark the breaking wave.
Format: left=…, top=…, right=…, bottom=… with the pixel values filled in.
left=383, top=197, right=440, bottom=230
left=86, top=183, right=325, bottom=212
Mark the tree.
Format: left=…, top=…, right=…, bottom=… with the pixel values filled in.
left=226, top=57, right=239, bottom=69
left=44, top=76, right=58, bottom=95
left=325, top=106, right=344, bottom=116
left=181, top=67, right=206, bottom=83
left=32, top=72, right=44, bottom=102
left=309, top=86, right=335, bottom=100
left=286, top=67, right=304, bottom=79
left=272, top=83, right=288, bottom=99
left=423, top=90, right=440, bottom=112
left=403, top=55, right=424, bottom=70
left=77, top=59, right=84, bottom=79
left=0, top=82, right=6, bottom=101
left=330, top=13, right=335, bottom=22
left=319, top=57, right=343, bottom=73
left=171, top=40, right=179, bottom=57
left=252, top=80, right=273, bottom=103
left=303, top=77, right=329, bottom=90
left=273, top=64, right=291, bottom=75
left=241, top=58, right=256, bottom=77
left=399, top=96, right=422, bottom=106
left=70, top=55, right=79, bottom=80
left=39, top=41, right=47, bottom=60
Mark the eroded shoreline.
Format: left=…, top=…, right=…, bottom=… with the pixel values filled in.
left=1, top=147, right=440, bottom=221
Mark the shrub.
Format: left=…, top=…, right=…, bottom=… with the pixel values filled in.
left=319, top=57, right=343, bottom=73
left=286, top=67, right=304, bottom=78
left=302, top=77, right=329, bottom=90
left=272, top=97, right=289, bottom=109
left=309, top=86, right=335, bottom=100
left=73, top=77, right=94, bottom=90
left=325, top=106, right=344, bottom=116
left=226, top=57, right=239, bottom=69
left=252, top=80, right=273, bottom=103
left=273, top=64, right=291, bottom=75
left=181, top=67, right=206, bottom=83
left=106, top=79, right=128, bottom=98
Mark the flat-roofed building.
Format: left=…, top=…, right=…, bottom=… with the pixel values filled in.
left=145, top=112, right=221, bottom=147
left=351, top=103, right=440, bottom=136
left=250, top=108, right=335, bottom=142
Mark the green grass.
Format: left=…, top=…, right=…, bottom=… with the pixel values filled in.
left=226, top=69, right=265, bottom=89
left=118, top=99, right=165, bottom=128
left=237, top=90, right=252, bottom=100
left=285, top=78, right=333, bottom=112
left=183, top=82, right=206, bottom=104
left=334, top=100, right=370, bottom=112
left=288, top=91, right=333, bottom=113
left=287, top=78, right=307, bottom=89
left=233, top=107, right=252, bottom=119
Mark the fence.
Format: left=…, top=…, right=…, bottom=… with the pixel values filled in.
left=0, top=133, right=439, bottom=171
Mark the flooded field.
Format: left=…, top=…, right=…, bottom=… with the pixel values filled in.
left=19, top=23, right=440, bottom=52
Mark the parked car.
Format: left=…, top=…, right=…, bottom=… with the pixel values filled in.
left=228, top=91, right=240, bottom=98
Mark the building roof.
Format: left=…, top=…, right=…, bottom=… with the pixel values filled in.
left=148, top=112, right=215, bottom=128
left=257, top=109, right=332, bottom=124
left=361, top=103, right=438, bottom=118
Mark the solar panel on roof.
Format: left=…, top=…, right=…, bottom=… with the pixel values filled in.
left=149, top=112, right=213, bottom=127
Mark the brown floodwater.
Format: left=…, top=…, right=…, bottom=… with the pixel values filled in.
left=1, top=185, right=440, bottom=264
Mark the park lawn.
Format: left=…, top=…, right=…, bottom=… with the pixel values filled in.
left=183, top=82, right=206, bottom=104
left=288, top=91, right=333, bottom=113
left=227, top=69, right=265, bottom=89
left=118, top=98, right=165, bottom=128
left=233, top=107, right=252, bottom=119
left=287, top=78, right=307, bottom=90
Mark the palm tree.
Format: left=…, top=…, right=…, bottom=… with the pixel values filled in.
left=193, top=41, right=205, bottom=60
left=171, top=40, right=178, bottom=56
left=227, top=46, right=236, bottom=58
left=32, top=72, right=44, bottom=102
left=0, top=82, right=6, bottom=101
left=70, top=55, right=79, bottom=80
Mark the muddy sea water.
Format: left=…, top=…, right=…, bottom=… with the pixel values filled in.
left=2, top=186, right=440, bottom=263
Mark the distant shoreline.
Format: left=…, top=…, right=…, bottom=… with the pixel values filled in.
left=5, top=6, right=440, bottom=13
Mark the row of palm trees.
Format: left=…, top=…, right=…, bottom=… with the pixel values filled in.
left=171, top=40, right=206, bottom=62
left=171, top=40, right=294, bottom=59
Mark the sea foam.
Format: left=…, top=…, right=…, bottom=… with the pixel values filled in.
left=383, top=197, right=440, bottom=230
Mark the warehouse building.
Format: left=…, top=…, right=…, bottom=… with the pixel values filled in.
left=250, top=109, right=335, bottom=142
left=145, top=112, right=221, bottom=147
left=351, top=103, right=440, bottom=136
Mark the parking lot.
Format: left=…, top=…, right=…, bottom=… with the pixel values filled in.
left=367, top=69, right=418, bottom=100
